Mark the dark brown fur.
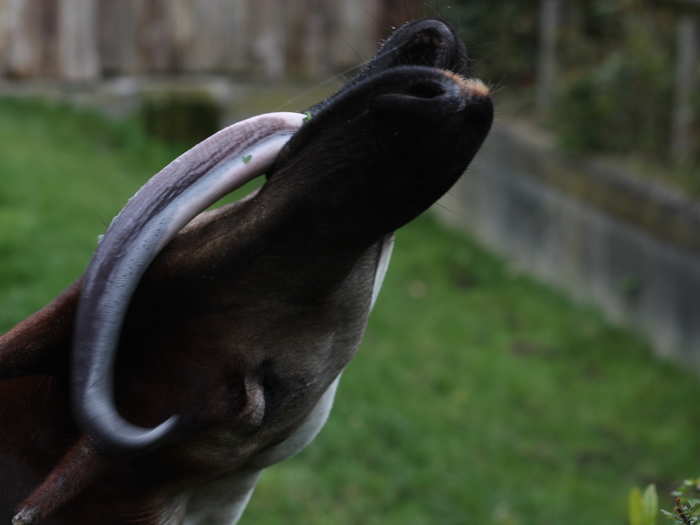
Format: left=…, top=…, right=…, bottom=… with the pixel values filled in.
left=0, top=19, right=492, bottom=524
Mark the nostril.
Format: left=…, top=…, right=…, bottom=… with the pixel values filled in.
left=405, top=81, right=445, bottom=99
left=369, top=79, right=463, bottom=121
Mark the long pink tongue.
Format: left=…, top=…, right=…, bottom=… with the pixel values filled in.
left=72, top=112, right=305, bottom=454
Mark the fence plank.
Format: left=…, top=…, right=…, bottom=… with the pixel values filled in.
left=332, top=0, right=379, bottom=71
left=137, top=0, right=176, bottom=73
left=168, top=0, right=243, bottom=73
left=176, top=0, right=222, bottom=72
left=377, top=0, right=423, bottom=37
left=58, top=0, right=99, bottom=81
left=298, top=0, right=332, bottom=78
left=671, top=13, right=698, bottom=166
left=98, top=0, right=143, bottom=75
left=283, top=0, right=309, bottom=76
left=283, top=0, right=377, bottom=78
left=248, top=0, right=286, bottom=79
left=5, top=0, right=44, bottom=77
left=227, top=0, right=249, bottom=72
left=0, top=0, right=7, bottom=73
left=536, top=0, right=561, bottom=119
left=0, top=0, right=13, bottom=75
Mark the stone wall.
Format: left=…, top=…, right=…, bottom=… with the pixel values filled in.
left=438, top=120, right=700, bottom=367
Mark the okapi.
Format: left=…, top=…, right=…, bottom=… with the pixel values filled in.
left=0, top=19, right=492, bottom=525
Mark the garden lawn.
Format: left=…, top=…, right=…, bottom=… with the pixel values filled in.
left=1, top=98, right=699, bottom=525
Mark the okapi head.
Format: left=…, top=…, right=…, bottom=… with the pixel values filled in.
left=0, top=19, right=492, bottom=525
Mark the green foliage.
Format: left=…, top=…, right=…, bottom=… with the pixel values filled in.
left=432, top=0, right=540, bottom=85
left=0, top=97, right=176, bottom=327
left=661, top=479, right=700, bottom=524
left=555, top=7, right=674, bottom=158
left=629, top=485, right=659, bottom=525
left=438, top=0, right=695, bottom=165
left=3, top=100, right=700, bottom=524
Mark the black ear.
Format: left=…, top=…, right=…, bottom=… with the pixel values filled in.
left=0, top=280, right=80, bottom=379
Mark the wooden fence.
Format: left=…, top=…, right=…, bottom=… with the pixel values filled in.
left=0, top=0, right=422, bottom=82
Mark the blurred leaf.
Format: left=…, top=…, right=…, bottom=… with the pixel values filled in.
left=642, top=485, right=658, bottom=525
left=629, top=485, right=658, bottom=525
left=629, top=487, right=643, bottom=525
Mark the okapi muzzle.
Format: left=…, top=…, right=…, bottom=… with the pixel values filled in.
left=0, top=18, right=492, bottom=525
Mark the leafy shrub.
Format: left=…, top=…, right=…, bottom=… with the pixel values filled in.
left=662, top=479, right=700, bottom=524
left=436, top=0, right=540, bottom=86
left=555, top=7, right=674, bottom=158
left=441, top=0, right=695, bottom=165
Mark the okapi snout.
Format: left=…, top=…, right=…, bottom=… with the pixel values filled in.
left=0, top=17, right=492, bottom=525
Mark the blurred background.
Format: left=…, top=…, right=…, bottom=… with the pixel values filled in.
left=0, top=1, right=699, bottom=524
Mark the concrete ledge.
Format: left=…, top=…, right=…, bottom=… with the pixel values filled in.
left=438, top=119, right=700, bottom=367
left=501, top=120, right=700, bottom=255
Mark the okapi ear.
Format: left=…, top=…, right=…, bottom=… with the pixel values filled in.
left=0, top=279, right=80, bottom=379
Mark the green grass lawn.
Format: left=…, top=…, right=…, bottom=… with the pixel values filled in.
left=1, top=98, right=699, bottom=524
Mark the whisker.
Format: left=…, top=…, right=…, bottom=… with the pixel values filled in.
left=488, top=82, right=506, bottom=96
left=271, top=60, right=374, bottom=112
left=272, top=38, right=414, bottom=112
left=338, top=37, right=369, bottom=69
left=271, top=73, right=345, bottom=112
left=433, top=199, right=464, bottom=220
